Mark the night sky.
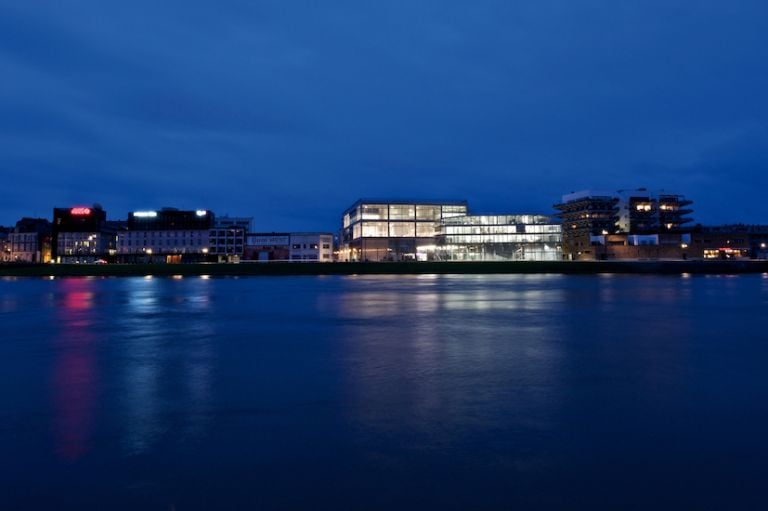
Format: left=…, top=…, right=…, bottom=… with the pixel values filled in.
left=2, top=1, right=767, bottom=231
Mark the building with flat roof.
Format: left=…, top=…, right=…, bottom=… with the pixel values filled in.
left=554, top=189, right=694, bottom=260
left=340, top=199, right=469, bottom=261
left=289, top=233, right=334, bottom=262
left=243, top=232, right=333, bottom=262
left=340, top=199, right=562, bottom=262
left=435, top=214, right=561, bottom=261
left=52, top=205, right=115, bottom=263
left=116, top=208, right=214, bottom=263
left=690, top=224, right=768, bottom=260
left=210, top=216, right=252, bottom=262
left=8, top=218, right=52, bottom=263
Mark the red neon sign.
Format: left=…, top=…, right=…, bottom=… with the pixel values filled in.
left=70, top=207, right=92, bottom=216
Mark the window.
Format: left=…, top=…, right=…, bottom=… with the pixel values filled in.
left=362, top=222, right=388, bottom=237
left=389, top=205, right=414, bottom=220
left=442, top=205, right=467, bottom=218
left=361, top=204, right=388, bottom=220
left=416, top=223, right=437, bottom=237
left=292, top=244, right=301, bottom=249
left=322, top=243, right=330, bottom=249
left=416, top=205, right=441, bottom=221
left=389, top=222, right=415, bottom=237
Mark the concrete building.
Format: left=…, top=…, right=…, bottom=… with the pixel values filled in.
left=8, top=218, right=52, bottom=262
left=244, top=232, right=334, bottom=262
left=53, top=205, right=115, bottom=263
left=689, top=225, right=768, bottom=260
left=554, top=189, right=694, bottom=260
left=116, top=208, right=214, bottom=263
left=210, top=216, right=252, bottom=262
left=289, top=233, right=334, bottom=261
left=244, top=233, right=290, bottom=261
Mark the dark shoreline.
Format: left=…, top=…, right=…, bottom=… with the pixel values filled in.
left=2, top=260, right=768, bottom=277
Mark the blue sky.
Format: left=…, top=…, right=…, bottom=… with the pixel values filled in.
left=1, top=1, right=767, bottom=230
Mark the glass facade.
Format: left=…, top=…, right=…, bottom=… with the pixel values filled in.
left=341, top=199, right=469, bottom=261
left=435, top=215, right=562, bottom=261
left=340, top=200, right=561, bottom=262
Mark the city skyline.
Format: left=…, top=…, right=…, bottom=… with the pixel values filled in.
left=2, top=1, right=767, bottom=230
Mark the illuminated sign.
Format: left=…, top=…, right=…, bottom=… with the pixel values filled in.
left=196, top=210, right=207, bottom=217
left=70, top=207, right=92, bottom=216
left=248, top=235, right=290, bottom=246
left=133, top=211, right=158, bottom=218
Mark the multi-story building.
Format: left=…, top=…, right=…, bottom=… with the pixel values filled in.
left=210, top=216, right=252, bottom=262
left=341, top=199, right=469, bottom=261
left=8, top=218, right=52, bottom=262
left=615, top=189, right=693, bottom=233
left=690, top=225, right=768, bottom=260
left=289, top=233, right=334, bottom=262
left=554, top=189, right=694, bottom=260
left=435, top=214, right=562, bottom=261
left=0, top=227, right=10, bottom=262
left=52, top=205, right=115, bottom=263
left=340, top=199, right=562, bottom=262
left=116, top=208, right=214, bottom=263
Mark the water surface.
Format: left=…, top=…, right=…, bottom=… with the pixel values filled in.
left=1, top=274, right=768, bottom=509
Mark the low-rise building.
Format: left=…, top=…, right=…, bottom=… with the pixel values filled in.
left=244, top=233, right=290, bottom=261
left=289, top=233, right=334, bottom=262
left=244, top=232, right=334, bottom=262
left=689, top=225, right=768, bottom=260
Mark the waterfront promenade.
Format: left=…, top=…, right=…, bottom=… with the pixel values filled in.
left=2, top=260, right=768, bottom=277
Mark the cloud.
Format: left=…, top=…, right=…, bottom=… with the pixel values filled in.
left=1, top=1, right=768, bottom=229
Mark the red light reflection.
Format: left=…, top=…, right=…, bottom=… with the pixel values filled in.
left=52, top=278, right=97, bottom=461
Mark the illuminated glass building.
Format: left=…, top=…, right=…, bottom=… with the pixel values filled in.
left=340, top=199, right=561, bottom=262
left=52, top=205, right=114, bottom=263
left=117, top=208, right=214, bottom=263
left=340, top=199, right=468, bottom=261
left=435, top=214, right=562, bottom=261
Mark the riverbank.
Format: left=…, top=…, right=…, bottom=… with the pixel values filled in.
left=2, top=260, right=768, bottom=277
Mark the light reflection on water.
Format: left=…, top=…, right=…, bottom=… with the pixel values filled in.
left=1, top=274, right=768, bottom=509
